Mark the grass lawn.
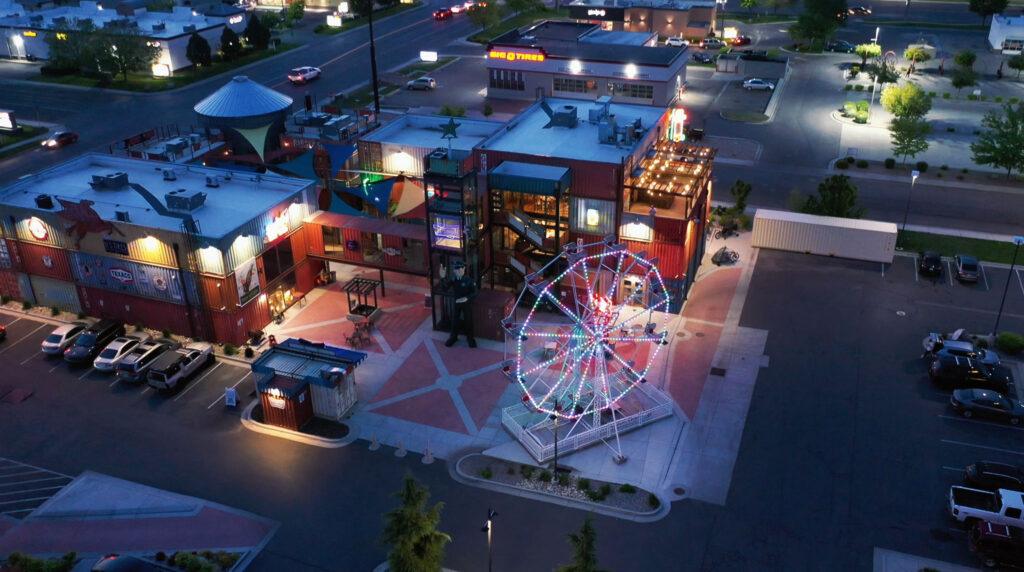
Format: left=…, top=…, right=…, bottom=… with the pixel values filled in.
left=0, top=124, right=45, bottom=148
left=468, top=7, right=569, bottom=44
left=724, top=13, right=797, bottom=24
left=900, top=231, right=1022, bottom=264
left=36, top=43, right=299, bottom=92
left=399, top=56, right=456, bottom=78
left=864, top=19, right=988, bottom=30
left=336, top=84, right=401, bottom=109
left=314, top=2, right=422, bottom=35
left=721, top=111, right=769, bottom=123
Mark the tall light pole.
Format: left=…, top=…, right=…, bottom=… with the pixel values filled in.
left=898, top=170, right=920, bottom=248
left=551, top=414, right=560, bottom=474
left=481, top=508, right=498, bottom=572
left=367, top=2, right=381, bottom=115
left=873, top=26, right=880, bottom=44
left=994, top=236, right=1024, bottom=336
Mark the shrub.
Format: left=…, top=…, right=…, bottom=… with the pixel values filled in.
left=539, top=470, right=552, bottom=482
left=967, top=94, right=979, bottom=101
left=439, top=105, right=466, bottom=117
left=21, top=300, right=32, bottom=310
left=585, top=489, right=603, bottom=501
left=161, top=328, right=172, bottom=339
left=884, top=158, right=896, bottom=169
left=520, top=464, right=535, bottom=479
left=737, top=213, right=752, bottom=230
left=1010, top=97, right=1020, bottom=104
left=856, top=159, right=868, bottom=168
left=134, top=323, right=145, bottom=332
left=977, top=338, right=990, bottom=349
left=943, top=92, right=951, bottom=99
left=947, top=126, right=956, bottom=133
left=577, top=478, right=591, bottom=491
left=854, top=110, right=868, bottom=124
left=936, top=172, right=943, bottom=178
left=480, top=466, right=493, bottom=479
left=996, top=332, right=1024, bottom=355
left=50, top=305, right=60, bottom=316
left=599, top=483, right=612, bottom=497
left=854, top=84, right=864, bottom=91
left=962, top=168, right=969, bottom=174
left=980, top=95, right=988, bottom=102
left=619, top=483, right=637, bottom=494
left=843, top=101, right=857, bottom=117
left=223, top=343, right=238, bottom=356
left=956, top=175, right=964, bottom=180
left=855, top=100, right=869, bottom=112
left=915, top=161, right=928, bottom=173
left=156, top=551, right=167, bottom=561
left=995, top=96, right=1003, bottom=103
left=557, top=472, right=570, bottom=486
left=507, top=465, right=515, bottom=475
left=867, top=85, right=874, bottom=92
left=928, top=91, right=937, bottom=97
left=844, top=84, right=853, bottom=91
left=0, top=294, right=8, bottom=305
left=483, top=103, right=493, bottom=116
left=244, top=346, right=255, bottom=358
left=647, top=493, right=661, bottom=508
left=835, top=160, right=849, bottom=169
left=845, top=155, right=856, bottom=163
left=940, top=164, right=948, bottom=170
left=76, top=311, right=85, bottom=319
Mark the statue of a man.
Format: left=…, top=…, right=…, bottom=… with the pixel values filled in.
left=439, top=260, right=477, bottom=348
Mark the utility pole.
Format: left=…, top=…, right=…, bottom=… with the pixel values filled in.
left=367, top=3, right=381, bottom=115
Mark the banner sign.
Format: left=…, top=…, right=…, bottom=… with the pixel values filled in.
left=234, top=257, right=260, bottom=306
left=71, top=251, right=197, bottom=305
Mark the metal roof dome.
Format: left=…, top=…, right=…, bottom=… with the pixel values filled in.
left=193, top=75, right=293, bottom=119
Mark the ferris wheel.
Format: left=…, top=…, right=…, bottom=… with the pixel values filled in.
left=503, top=237, right=672, bottom=441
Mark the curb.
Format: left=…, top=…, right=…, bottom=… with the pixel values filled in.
left=0, top=126, right=53, bottom=157
left=449, top=452, right=670, bottom=523
left=239, top=400, right=357, bottom=448
left=826, top=161, right=1020, bottom=192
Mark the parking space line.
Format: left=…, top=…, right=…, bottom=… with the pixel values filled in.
left=0, top=476, right=71, bottom=488
left=0, top=458, right=71, bottom=479
left=981, top=264, right=990, bottom=291
left=941, top=439, right=1024, bottom=455
left=141, top=387, right=151, bottom=395
left=47, top=363, right=61, bottom=373
left=0, top=508, right=34, bottom=516
left=881, top=263, right=886, bottom=278
left=207, top=371, right=252, bottom=410
left=77, top=367, right=94, bottom=381
left=1017, top=269, right=1024, bottom=298
left=0, top=324, right=46, bottom=355
left=913, top=255, right=919, bottom=282
left=942, top=466, right=962, bottom=472
left=0, top=496, right=54, bottom=506
left=2, top=318, right=22, bottom=328
left=108, top=378, right=120, bottom=388
left=0, top=485, right=65, bottom=497
left=0, top=470, right=45, bottom=480
left=18, top=353, right=38, bottom=366
left=939, top=414, right=1024, bottom=431
left=173, top=362, right=222, bottom=402
left=947, top=261, right=953, bottom=286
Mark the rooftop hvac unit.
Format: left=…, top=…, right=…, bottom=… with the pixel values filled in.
left=34, top=194, right=54, bottom=209
left=205, top=176, right=220, bottom=188
left=165, top=189, right=208, bottom=212
left=115, top=210, right=130, bottom=222
left=182, top=24, right=196, bottom=32
left=162, top=168, right=177, bottom=181
left=90, top=172, right=129, bottom=189
left=152, top=22, right=165, bottom=32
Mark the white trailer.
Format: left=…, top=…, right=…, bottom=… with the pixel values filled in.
left=751, top=209, right=897, bottom=263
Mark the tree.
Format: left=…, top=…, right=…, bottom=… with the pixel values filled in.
left=468, top=2, right=502, bottom=28
left=903, top=46, right=931, bottom=74
left=788, top=11, right=839, bottom=48
left=971, top=103, right=1024, bottom=178
left=1009, top=54, right=1024, bottom=79
left=244, top=13, right=272, bottom=50
left=730, top=180, right=752, bottom=213
left=185, top=32, right=212, bottom=69
left=954, top=49, right=977, bottom=70
left=855, top=42, right=880, bottom=67
left=764, top=0, right=796, bottom=12
left=352, top=0, right=374, bottom=18
left=507, top=0, right=542, bottom=12
left=381, top=475, right=450, bottom=572
left=102, top=30, right=161, bottom=81
left=951, top=67, right=978, bottom=95
left=800, top=175, right=865, bottom=219
left=867, top=57, right=899, bottom=86
left=880, top=83, right=931, bottom=119
left=741, top=0, right=758, bottom=14
left=557, top=517, right=606, bottom=572
left=286, top=0, right=305, bottom=23
left=219, top=27, right=243, bottom=61
left=5, top=551, right=78, bottom=572
left=969, top=0, right=1008, bottom=24
left=889, top=116, right=931, bottom=164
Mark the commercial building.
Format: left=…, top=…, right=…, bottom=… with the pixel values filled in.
left=989, top=13, right=1024, bottom=53
left=0, top=0, right=247, bottom=75
left=486, top=20, right=688, bottom=107
left=567, top=0, right=717, bottom=39
left=0, top=154, right=317, bottom=344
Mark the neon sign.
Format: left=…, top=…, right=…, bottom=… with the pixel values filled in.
left=667, top=107, right=687, bottom=142
left=488, top=49, right=545, bottom=63
left=264, top=211, right=289, bottom=243
left=587, top=8, right=605, bottom=16
left=228, top=14, right=244, bottom=24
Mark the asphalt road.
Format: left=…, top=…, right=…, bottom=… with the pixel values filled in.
left=721, top=0, right=997, bottom=24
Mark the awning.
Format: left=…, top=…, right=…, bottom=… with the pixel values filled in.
left=309, top=210, right=427, bottom=241
left=488, top=161, right=570, bottom=196
left=325, top=143, right=357, bottom=177
left=340, top=178, right=394, bottom=209
left=276, top=150, right=317, bottom=179
left=390, top=176, right=425, bottom=217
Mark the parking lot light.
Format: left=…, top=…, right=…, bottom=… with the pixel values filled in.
left=993, top=236, right=1024, bottom=336
left=898, top=170, right=920, bottom=248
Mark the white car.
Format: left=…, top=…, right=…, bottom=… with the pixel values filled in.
left=147, top=342, right=215, bottom=391
left=288, top=66, right=322, bottom=85
left=742, top=78, right=775, bottom=91
left=450, top=3, right=465, bottom=13
left=40, top=322, right=88, bottom=355
left=93, top=333, right=153, bottom=372
left=406, top=77, right=437, bottom=90
left=665, top=37, right=688, bottom=47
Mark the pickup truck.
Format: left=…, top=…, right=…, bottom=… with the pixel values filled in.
left=146, top=342, right=214, bottom=391
left=950, top=486, right=1024, bottom=529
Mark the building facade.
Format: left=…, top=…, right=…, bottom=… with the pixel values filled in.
left=989, top=14, right=1024, bottom=53
left=567, top=0, right=717, bottom=39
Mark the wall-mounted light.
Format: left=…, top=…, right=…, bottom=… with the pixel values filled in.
left=585, top=208, right=600, bottom=227
left=569, top=59, right=583, bottom=74
left=27, top=217, right=48, bottom=240
left=142, top=235, right=160, bottom=251
left=624, top=63, right=638, bottom=79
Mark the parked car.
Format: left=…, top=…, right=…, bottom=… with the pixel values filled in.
left=742, top=78, right=775, bottom=91
left=287, top=66, right=321, bottom=85
left=923, top=329, right=988, bottom=358
left=930, top=354, right=1012, bottom=392
left=847, top=5, right=872, bottom=15
left=936, top=341, right=1000, bottom=368
left=147, top=343, right=214, bottom=392
left=950, top=486, right=1024, bottom=529
left=41, top=131, right=79, bottom=149
left=965, top=462, right=1024, bottom=492
left=825, top=40, right=855, bottom=53
left=40, top=322, right=89, bottom=355
left=968, top=520, right=1024, bottom=569
left=918, top=250, right=943, bottom=276
left=64, top=319, right=125, bottom=364
left=665, top=36, right=688, bottom=47
left=0, top=323, right=6, bottom=342
left=433, top=7, right=452, bottom=19
left=730, top=35, right=752, bottom=46
left=955, top=254, right=981, bottom=283
left=700, top=37, right=724, bottom=49
left=685, top=126, right=705, bottom=141
left=93, top=333, right=152, bottom=372
left=951, top=389, right=1024, bottom=425
left=691, top=52, right=716, bottom=63
left=92, top=553, right=173, bottom=571
left=116, top=341, right=173, bottom=383
left=406, top=77, right=437, bottom=90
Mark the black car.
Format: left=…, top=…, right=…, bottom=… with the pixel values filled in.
left=730, top=35, right=752, bottom=46
left=92, top=554, right=172, bottom=571
left=965, top=462, right=1024, bottom=492
left=691, top=52, right=716, bottom=63
left=64, top=319, right=125, bottom=364
left=930, top=354, right=1013, bottom=392
left=919, top=251, right=943, bottom=276
left=951, top=388, right=1024, bottom=425
left=955, top=254, right=980, bottom=283
left=825, top=40, right=855, bottom=53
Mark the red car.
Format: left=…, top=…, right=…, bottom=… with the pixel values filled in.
left=433, top=7, right=452, bottom=19
left=40, top=131, right=78, bottom=149
left=0, top=324, right=6, bottom=342
left=730, top=35, right=751, bottom=46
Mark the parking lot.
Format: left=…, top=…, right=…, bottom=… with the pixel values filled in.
left=733, top=249, right=1024, bottom=568
left=717, top=79, right=777, bottom=119
left=0, top=456, right=73, bottom=520
left=0, top=313, right=256, bottom=430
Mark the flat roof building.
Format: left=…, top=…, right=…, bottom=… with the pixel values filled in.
left=989, top=13, right=1024, bottom=53
left=567, top=0, right=717, bottom=39
left=486, top=20, right=688, bottom=107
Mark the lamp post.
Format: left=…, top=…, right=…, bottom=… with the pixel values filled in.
left=994, top=236, right=1024, bottom=336
left=873, top=26, right=880, bottom=44
left=367, top=3, right=381, bottom=115
left=481, top=508, right=498, bottom=572
left=898, top=170, right=920, bottom=248
left=551, top=414, right=560, bottom=474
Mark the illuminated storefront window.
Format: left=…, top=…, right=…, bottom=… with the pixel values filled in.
left=571, top=197, right=614, bottom=235
left=430, top=214, right=463, bottom=250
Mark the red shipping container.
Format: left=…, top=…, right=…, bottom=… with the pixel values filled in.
left=18, top=243, right=74, bottom=281
left=0, top=270, right=20, bottom=299
left=78, top=285, right=196, bottom=338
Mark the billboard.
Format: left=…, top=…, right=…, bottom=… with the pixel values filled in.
left=71, top=251, right=197, bottom=305
left=568, top=5, right=625, bottom=20
left=234, top=257, right=260, bottom=306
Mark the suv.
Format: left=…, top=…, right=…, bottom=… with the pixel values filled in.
left=965, top=462, right=1024, bottom=492
left=64, top=320, right=124, bottom=364
left=41, top=322, right=89, bottom=355
left=93, top=333, right=151, bottom=372
left=147, top=343, right=214, bottom=391
left=826, top=40, right=855, bottom=53
left=918, top=251, right=943, bottom=276
left=700, top=37, right=724, bottom=49
left=968, top=520, right=1024, bottom=569
left=937, top=339, right=1000, bottom=367
left=116, top=341, right=172, bottom=384
left=665, top=37, right=688, bottom=47
left=930, top=354, right=1012, bottom=392
left=955, top=254, right=980, bottom=283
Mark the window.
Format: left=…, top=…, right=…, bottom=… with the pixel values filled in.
left=103, top=239, right=129, bottom=256
left=0, top=239, right=9, bottom=269
left=553, top=77, right=596, bottom=94
left=609, top=82, right=654, bottom=100
left=322, top=226, right=343, bottom=254
left=1003, top=39, right=1024, bottom=51
left=489, top=69, right=525, bottom=91
left=263, top=239, right=295, bottom=284
left=1007, top=508, right=1022, bottom=519
left=570, top=197, right=615, bottom=235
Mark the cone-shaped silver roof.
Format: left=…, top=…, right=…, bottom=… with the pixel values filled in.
left=193, top=75, right=293, bottom=119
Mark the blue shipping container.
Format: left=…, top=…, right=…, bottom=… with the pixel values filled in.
left=70, top=251, right=199, bottom=305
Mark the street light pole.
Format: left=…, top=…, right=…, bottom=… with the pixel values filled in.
left=551, top=415, right=559, bottom=474
left=481, top=508, right=497, bottom=572
left=994, top=236, right=1024, bottom=336
left=367, top=4, right=381, bottom=116
left=899, top=170, right=920, bottom=248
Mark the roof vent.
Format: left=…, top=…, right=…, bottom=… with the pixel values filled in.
left=34, top=194, right=54, bottom=209
left=540, top=101, right=577, bottom=129
left=183, top=24, right=196, bottom=33
left=115, top=210, right=131, bottom=222
left=165, top=189, right=208, bottom=212
left=151, top=22, right=165, bottom=32
left=205, top=175, right=220, bottom=188
left=162, top=168, right=177, bottom=181
left=90, top=172, right=129, bottom=189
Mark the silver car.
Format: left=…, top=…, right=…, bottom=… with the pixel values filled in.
left=406, top=77, right=437, bottom=90
left=742, top=78, right=775, bottom=91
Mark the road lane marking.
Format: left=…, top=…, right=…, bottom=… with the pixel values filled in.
left=173, top=362, right=222, bottom=402
left=0, top=485, right=65, bottom=496
left=939, top=414, right=1024, bottom=431
left=207, top=371, right=252, bottom=409
left=1017, top=268, right=1024, bottom=298
left=0, top=324, right=46, bottom=355
left=77, top=367, right=94, bottom=381
left=942, top=439, right=1024, bottom=455
left=942, top=466, right=962, bottom=472
left=981, top=264, right=990, bottom=291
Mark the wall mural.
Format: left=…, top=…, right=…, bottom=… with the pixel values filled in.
left=235, top=257, right=260, bottom=306
left=57, top=198, right=124, bottom=246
